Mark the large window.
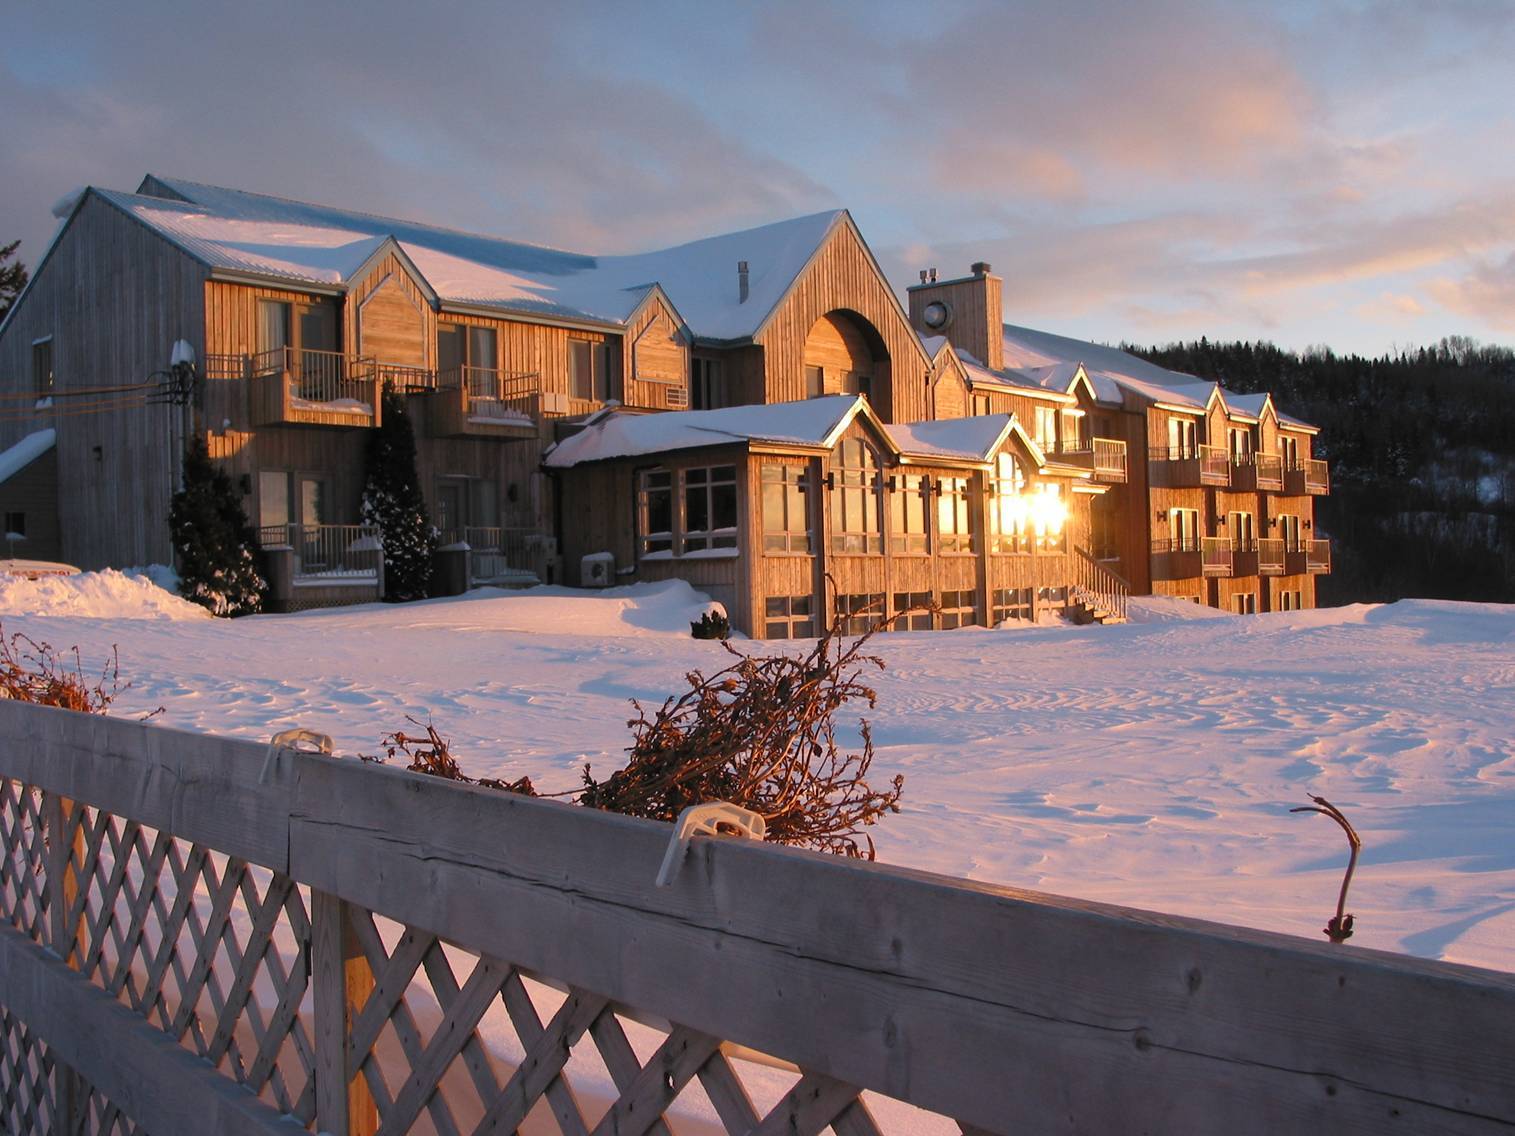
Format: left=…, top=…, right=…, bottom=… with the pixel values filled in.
left=987, top=453, right=1027, bottom=554
left=888, top=473, right=929, bottom=555
left=1031, top=484, right=1066, bottom=552
left=31, top=338, right=53, bottom=400
left=891, top=591, right=933, bottom=631
left=805, top=365, right=825, bottom=398
left=836, top=593, right=883, bottom=635
left=936, top=476, right=974, bottom=554
left=1168, top=507, right=1200, bottom=551
left=939, top=589, right=979, bottom=630
left=691, top=357, right=732, bottom=410
left=1278, top=434, right=1301, bottom=468
left=639, top=469, right=673, bottom=554
left=1228, top=511, right=1257, bottom=551
left=1166, top=416, right=1197, bottom=459
left=1227, top=426, right=1253, bottom=461
left=570, top=339, right=610, bottom=402
left=682, top=465, right=738, bottom=553
left=765, top=595, right=816, bottom=639
left=1277, top=513, right=1302, bottom=551
left=761, top=463, right=811, bottom=553
left=1034, top=406, right=1058, bottom=451
left=991, top=587, right=1032, bottom=624
left=830, top=439, right=882, bottom=554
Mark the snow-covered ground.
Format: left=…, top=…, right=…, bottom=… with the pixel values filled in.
left=2, top=573, right=1512, bottom=973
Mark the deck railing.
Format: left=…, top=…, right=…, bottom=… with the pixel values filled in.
left=1202, top=535, right=1233, bottom=575
left=1, top=704, right=1511, bottom=1135
left=1305, top=458, right=1331, bottom=493
left=460, top=525, right=546, bottom=585
left=251, top=347, right=377, bottom=406
left=1252, top=453, right=1284, bottom=489
left=1307, top=538, right=1332, bottom=572
left=260, top=522, right=382, bottom=580
left=1258, top=537, right=1286, bottom=574
left=1092, top=437, right=1127, bottom=481
left=1071, top=545, right=1130, bottom=621
left=437, top=366, right=540, bottom=425
left=1199, top=444, right=1231, bottom=485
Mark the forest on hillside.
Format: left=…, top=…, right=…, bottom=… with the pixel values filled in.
left=1127, top=337, right=1515, bottom=605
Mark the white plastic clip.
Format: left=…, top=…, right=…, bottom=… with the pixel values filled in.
left=655, top=801, right=766, bottom=887
left=261, top=727, right=333, bottom=785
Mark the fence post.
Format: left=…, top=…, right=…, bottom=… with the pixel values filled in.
left=44, top=792, right=87, bottom=1129
left=312, top=889, right=379, bottom=1136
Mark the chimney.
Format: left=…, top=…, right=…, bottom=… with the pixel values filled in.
left=737, top=260, right=749, bottom=304
left=906, top=261, right=1004, bottom=372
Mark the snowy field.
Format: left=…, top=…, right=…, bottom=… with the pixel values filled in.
left=2, top=569, right=1512, bottom=974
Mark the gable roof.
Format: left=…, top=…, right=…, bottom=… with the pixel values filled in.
left=0, top=429, right=56, bottom=486
left=105, top=176, right=842, bottom=339
left=885, top=414, right=1046, bottom=466
left=543, top=395, right=868, bottom=468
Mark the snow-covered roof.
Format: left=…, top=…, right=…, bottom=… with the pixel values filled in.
left=544, top=395, right=866, bottom=468
left=955, top=349, right=1073, bottom=402
left=886, top=414, right=1030, bottom=463
left=98, top=177, right=844, bottom=340
left=0, top=429, right=56, bottom=486
left=1220, top=389, right=1270, bottom=420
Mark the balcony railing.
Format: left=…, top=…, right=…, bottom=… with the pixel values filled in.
left=1227, top=535, right=1259, bottom=576
left=432, top=367, right=540, bottom=437
left=249, top=347, right=380, bottom=426
left=1283, top=458, right=1331, bottom=496
left=1150, top=536, right=1202, bottom=580
left=1306, top=538, right=1331, bottom=573
left=1202, top=535, right=1233, bottom=576
left=375, top=362, right=437, bottom=392
left=459, top=526, right=549, bottom=586
left=1092, top=437, right=1127, bottom=482
left=259, top=522, right=383, bottom=581
left=1148, top=443, right=1229, bottom=488
left=1258, top=537, right=1286, bottom=575
left=1231, top=452, right=1284, bottom=492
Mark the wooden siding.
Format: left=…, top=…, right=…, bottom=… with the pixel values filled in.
left=0, top=445, right=62, bottom=562
left=0, top=192, right=207, bottom=569
left=906, top=269, right=1004, bottom=371
left=352, top=264, right=431, bottom=368
left=622, top=295, right=689, bottom=411
left=754, top=222, right=930, bottom=423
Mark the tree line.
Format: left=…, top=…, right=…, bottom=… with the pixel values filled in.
left=1126, top=337, right=1515, bottom=604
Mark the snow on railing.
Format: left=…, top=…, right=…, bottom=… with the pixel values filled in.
left=1, top=703, right=1510, bottom=1135
left=459, top=525, right=546, bottom=585
left=260, top=522, right=382, bottom=581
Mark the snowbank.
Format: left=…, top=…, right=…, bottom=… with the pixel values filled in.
left=0, top=567, right=208, bottom=621
left=1127, top=595, right=1233, bottom=623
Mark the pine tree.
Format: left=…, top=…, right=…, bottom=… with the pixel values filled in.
left=169, top=437, right=267, bottom=616
left=0, top=240, right=28, bottom=322
left=362, top=387, right=436, bottom=601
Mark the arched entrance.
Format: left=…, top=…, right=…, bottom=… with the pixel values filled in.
left=802, top=309, right=890, bottom=409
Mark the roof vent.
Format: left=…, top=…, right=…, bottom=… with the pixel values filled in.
left=971, top=261, right=992, bottom=277
left=919, top=269, right=929, bottom=284
left=737, top=260, right=749, bottom=304
left=929, top=267, right=938, bottom=283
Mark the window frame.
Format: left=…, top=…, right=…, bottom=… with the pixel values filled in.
left=764, top=594, right=816, bottom=639
left=31, top=337, right=54, bottom=401
left=569, top=337, right=611, bottom=403
left=938, top=588, right=980, bottom=630
left=829, top=439, right=883, bottom=555
left=936, top=474, right=975, bottom=555
left=988, top=453, right=1028, bottom=555
left=888, top=473, right=930, bottom=556
left=638, top=468, right=674, bottom=556
left=681, top=464, right=739, bottom=554
left=761, top=462, right=812, bottom=555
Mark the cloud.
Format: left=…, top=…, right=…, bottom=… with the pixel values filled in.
left=1428, top=254, right=1515, bottom=330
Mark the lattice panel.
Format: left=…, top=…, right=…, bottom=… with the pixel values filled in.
left=1, top=778, right=982, bottom=1135
left=0, top=1002, right=143, bottom=1136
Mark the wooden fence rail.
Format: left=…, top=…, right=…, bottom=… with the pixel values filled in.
left=1, top=700, right=1513, bottom=1134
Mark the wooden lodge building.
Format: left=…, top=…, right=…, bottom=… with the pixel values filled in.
left=0, top=177, right=1329, bottom=634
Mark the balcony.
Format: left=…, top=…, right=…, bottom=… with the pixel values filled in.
left=1149, top=444, right=1230, bottom=489
left=1202, top=536, right=1233, bottom=577
left=460, top=526, right=550, bottom=587
left=1150, top=537, right=1201, bottom=580
left=1283, top=459, right=1331, bottom=496
left=1228, top=536, right=1259, bottom=577
left=1231, top=453, right=1284, bottom=492
left=430, top=367, right=540, bottom=439
left=1258, top=537, right=1286, bottom=575
left=1057, top=437, right=1128, bottom=484
left=250, top=348, right=380, bottom=428
left=1306, top=539, right=1331, bottom=573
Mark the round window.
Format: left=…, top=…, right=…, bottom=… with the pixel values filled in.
left=922, top=300, right=950, bottom=330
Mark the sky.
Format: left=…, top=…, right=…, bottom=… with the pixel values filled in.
left=3, top=0, right=1514, bottom=356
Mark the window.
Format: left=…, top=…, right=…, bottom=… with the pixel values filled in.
left=1167, top=508, right=1200, bottom=552
left=843, top=371, right=872, bottom=400
left=1166, top=416, right=1197, bottom=459
left=4, top=512, right=24, bottom=539
left=1060, top=409, right=1085, bottom=452
left=1229, top=511, right=1256, bottom=551
left=1090, top=495, right=1119, bottom=561
left=258, top=471, right=291, bottom=541
left=972, top=394, right=991, bottom=416
left=888, top=473, right=929, bottom=555
left=1228, top=426, right=1253, bottom=462
left=765, top=595, right=816, bottom=639
left=988, top=453, right=1027, bottom=554
left=1278, top=434, right=1300, bottom=468
left=891, top=591, right=933, bottom=631
left=1031, top=483, right=1066, bottom=551
left=1277, top=513, right=1302, bottom=551
left=691, top=357, right=731, bottom=410
left=570, top=339, right=610, bottom=402
left=31, top=338, right=53, bottom=400
left=1034, top=406, right=1058, bottom=451
left=761, top=463, right=811, bottom=553
left=830, top=439, right=882, bottom=554
left=805, top=365, right=825, bottom=398
left=682, top=465, right=738, bottom=552
left=936, top=476, right=975, bottom=553
left=639, top=469, right=673, bottom=554
left=991, top=587, right=1032, bottom=624
left=836, top=593, right=883, bottom=635
left=1233, top=592, right=1258, bottom=615
left=939, top=589, right=979, bottom=630
left=258, top=301, right=291, bottom=355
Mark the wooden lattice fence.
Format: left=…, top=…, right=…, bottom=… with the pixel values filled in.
left=0, top=700, right=1512, bottom=1134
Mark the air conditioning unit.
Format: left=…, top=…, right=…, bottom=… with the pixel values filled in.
left=580, top=551, right=614, bottom=588
left=665, top=386, right=689, bottom=409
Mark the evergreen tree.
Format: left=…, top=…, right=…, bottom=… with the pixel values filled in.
left=362, top=387, right=436, bottom=601
left=0, top=240, right=28, bottom=322
left=170, top=437, right=267, bottom=616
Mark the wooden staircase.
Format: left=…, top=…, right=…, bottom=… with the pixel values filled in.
left=1069, top=546, right=1131, bottom=624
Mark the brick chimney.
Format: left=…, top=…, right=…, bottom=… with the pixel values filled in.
left=907, top=261, right=1003, bottom=372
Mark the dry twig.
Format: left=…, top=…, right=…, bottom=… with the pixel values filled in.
left=1290, top=794, right=1362, bottom=944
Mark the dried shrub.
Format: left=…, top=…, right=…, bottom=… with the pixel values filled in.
left=579, top=594, right=907, bottom=858
left=0, top=623, right=121, bottom=714
left=360, top=715, right=536, bottom=796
